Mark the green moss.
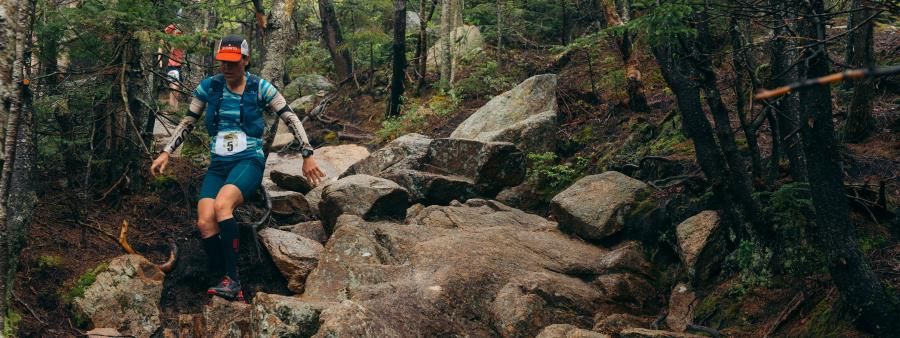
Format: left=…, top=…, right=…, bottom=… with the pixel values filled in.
left=66, top=262, right=109, bottom=303
left=573, top=125, right=596, bottom=146
left=37, top=255, right=63, bottom=270
left=806, top=297, right=854, bottom=338
left=3, top=309, right=21, bottom=337
left=647, top=117, right=691, bottom=156
left=858, top=233, right=889, bottom=254
left=692, top=291, right=747, bottom=329
left=628, top=194, right=657, bottom=220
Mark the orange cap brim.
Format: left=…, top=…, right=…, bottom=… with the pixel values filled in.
left=215, top=51, right=242, bottom=62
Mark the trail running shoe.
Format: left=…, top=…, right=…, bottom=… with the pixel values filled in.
left=207, top=276, right=244, bottom=302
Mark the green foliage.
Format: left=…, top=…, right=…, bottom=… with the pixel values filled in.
left=858, top=233, right=889, bottom=254
left=725, top=240, right=773, bottom=296
left=428, top=90, right=461, bottom=117
left=527, top=152, right=589, bottom=197
left=287, top=41, right=334, bottom=78
left=627, top=1, right=697, bottom=46
left=758, top=183, right=825, bottom=277
left=455, top=56, right=516, bottom=99
left=467, top=0, right=573, bottom=46
left=376, top=91, right=462, bottom=142
left=376, top=104, right=428, bottom=143
left=66, top=262, right=109, bottom=303
left=3, top=309, right=21, bottom=338
left=648, top=116, right=691, bottom=155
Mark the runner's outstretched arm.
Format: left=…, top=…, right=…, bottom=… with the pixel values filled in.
left=163, top=97, right=206, bottom=154
left=264, top=89, right=313, bottom=152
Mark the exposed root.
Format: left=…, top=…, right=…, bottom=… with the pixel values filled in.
left=119, top=219, right=138, bottom=254
left=119, top=219, right=179, bottom=273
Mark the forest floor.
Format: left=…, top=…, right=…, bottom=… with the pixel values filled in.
left=10, top=24, right=900, bottom=337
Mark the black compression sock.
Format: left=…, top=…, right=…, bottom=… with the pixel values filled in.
left=218, top=218, right=240, bottom=281
left=201, top=235, right=224, bottom=276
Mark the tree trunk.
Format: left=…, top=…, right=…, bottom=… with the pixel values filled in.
left=496, top=0, right=503, bottom=70
left=652, top=42, right=741, bottom=231
left=0, top=0, right=15, bottom=161
left=601, top=0, right=648, bottom=112
left=318, top=0, right=354, bottom=82
left=261, top=0, right=297, bottom=88
left=440, top=0, right=453, bottom=88
left=797, top=1, right=900, bottom=334
left=729, top=16, right=763, bottom=183
left=388, top=0, right=407, bottom=117
left=0, top=0, right=33, bottom=329
left=415, top=0, right=437, bottom=93
left=694, top=12, right=767, bottom=237
left=842, top=0, right=875, bottom=143
left=768, top=0, right=807, bottom=182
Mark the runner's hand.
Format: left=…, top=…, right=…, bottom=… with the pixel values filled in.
left=150, top=152, right=170, bottom=176
left=303, top=157, right=326, bottom=186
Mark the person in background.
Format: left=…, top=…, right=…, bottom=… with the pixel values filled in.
left=158, top=23, right=185, bottom=111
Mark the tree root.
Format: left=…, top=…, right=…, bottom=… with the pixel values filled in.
left=119, top=219, right=178, bottom=273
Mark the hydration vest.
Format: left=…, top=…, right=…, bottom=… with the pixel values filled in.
left=205, top=73, right=266, bottom=138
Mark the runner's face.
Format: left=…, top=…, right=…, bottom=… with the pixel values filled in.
left=220, top=57, right=248, bottom=82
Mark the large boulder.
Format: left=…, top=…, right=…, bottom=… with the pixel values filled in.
left=259, top=228, right=325, bottom=293
left=450, top=74, right=558, bottom=153
left=666, top=283, right=698, bottom=332
left=269, top=190, right=313, bottom=224
left=282, top=74, right=335, bottom=101
left=264, top=145, right=371, bottom=222
left=536, top=324, right=610, bottom=338
left=290, top=220, right=327, bottom=243
left=426, top=25, right=485, bottom=69
left=251, top=293, right=332, bottom=336
left=72, top=255, right=165, bottom=338
left=265, top=144, right=371, bottom=194
left=343, top=133, right=432, bottom=178
left=592, top=313, right=652, bottom=334
left=203, top=297, right=251, bottom=338
left=305, top=184, right=327, bottom=219
left=299, top=199, right=657, bottom=337
left=550, top=172, right=650, bottom=241
left=318, top=175, right=410, bottom=235
left=344, top=135, right=525, bottom=205
left=675, top=211, right=723, bottom=283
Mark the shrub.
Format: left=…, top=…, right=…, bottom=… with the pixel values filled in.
left=527, top=152, right=588, bottom=198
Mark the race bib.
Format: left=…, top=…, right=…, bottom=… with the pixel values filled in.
left=214, top=131, right=248, bottom=156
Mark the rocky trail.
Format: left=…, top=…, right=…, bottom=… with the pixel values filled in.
left=67, top=75, right=734, bottom=338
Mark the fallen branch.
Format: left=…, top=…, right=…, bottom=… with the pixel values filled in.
left=13, top=290, right=46, bottom=325
left=764, top=291, right=807, bottom=338
left=687, top=323, right=721, bottom=338
left=83, top=222, right=120, bottom=245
